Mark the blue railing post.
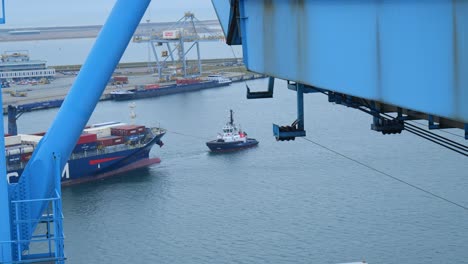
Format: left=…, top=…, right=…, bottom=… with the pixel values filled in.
left=53, top=153, right=65, bottom=263
left=0, top=81, right=13, bottom=263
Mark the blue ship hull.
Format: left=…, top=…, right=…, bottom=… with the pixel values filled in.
left=206, top=138, right=259, bottom=152
left=111, top=81, right=231, bottom=101
left=7, top=132, right=165, bottom=186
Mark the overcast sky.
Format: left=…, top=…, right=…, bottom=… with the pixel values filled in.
left=2, top=0, right=218, bottom=28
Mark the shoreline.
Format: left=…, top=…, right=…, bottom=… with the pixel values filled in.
left=0, top=20, right=222, bottom=43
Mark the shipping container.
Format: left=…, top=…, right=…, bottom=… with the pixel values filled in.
left=5, top=148, right=20, bottom=156
left=91, top=121, right=123, bottom=128
left=97, top=136, right=124, bottom=147
left=84, top=127, right=111, bottom=138
left=19, top=134, right=43, bottom=145
left=84, top=123, right=126, bottom=138
left=162, top=30, right=181, bottom=39
left=21, top=152, right=32, bottom=162
left=5, top=135, right=21, bottom=146
left=124, top=133, right=145, bottom=143
left=176, top=78, right=201, bottom=85
left=145, top=84, right=160, bottom=90
left=77, top=133, right=97, bottom=144
left=113, top=76, right=128, bottom=83
left=5, top=145, right=34, bottom=156
left=7, top=154, right=21, bottom=164
left=111, top=125, right=146, bottom=136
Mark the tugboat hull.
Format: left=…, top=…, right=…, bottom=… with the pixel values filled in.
left=206, top=138, right=258, bottom=152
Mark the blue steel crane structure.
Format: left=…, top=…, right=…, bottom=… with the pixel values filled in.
left=0, top=0, right=152, bottom=263
left=211, top=0, right=468, bottom=143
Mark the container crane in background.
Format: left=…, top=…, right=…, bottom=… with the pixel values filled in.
left=133, top=12, right=225, bottom=79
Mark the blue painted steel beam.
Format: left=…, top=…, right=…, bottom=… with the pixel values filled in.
left=0, top=1, right=7, bottom=258
left=211, top=0, right=468, bottom=125
left=0, top=0, right=5, bottom=24
left=3, top=0, right=152, bottom=256
left=0, top=83, right=12, bottom=264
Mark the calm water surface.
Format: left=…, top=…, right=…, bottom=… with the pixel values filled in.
left=9, top=79, right=468, bottom=264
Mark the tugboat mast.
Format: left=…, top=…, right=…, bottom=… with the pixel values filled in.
left=229, top=109, right=234, bottom=125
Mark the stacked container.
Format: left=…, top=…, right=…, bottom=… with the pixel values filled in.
left=73, top=133, right=98, bottom=153
left=145, top=84, right=160, bottom=90
left=176, top=78, right=201, bottom=85
left=97, top=136, right=124, bottom=147
left=111, top=125, right=146, bottom=144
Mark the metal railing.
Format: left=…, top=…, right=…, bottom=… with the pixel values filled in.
left=0, top=190, right=65, bottom=263
left=1, top=154, right=66, bottom=263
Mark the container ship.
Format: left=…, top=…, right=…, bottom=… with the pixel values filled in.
left=5, top=122, right=165, bottom=186
left=110, top=75, right=232, bottom=101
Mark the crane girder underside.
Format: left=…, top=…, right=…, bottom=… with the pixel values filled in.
left=211, top=0, right=468, bottom=130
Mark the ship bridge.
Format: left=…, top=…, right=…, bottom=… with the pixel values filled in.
left=212, top=0, right=468, bottom=147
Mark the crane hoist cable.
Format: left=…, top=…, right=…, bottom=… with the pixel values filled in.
left=300, top=137, right=468, bottom=212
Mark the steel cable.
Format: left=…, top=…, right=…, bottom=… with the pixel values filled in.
left=301, top=137, right=468, bottom=212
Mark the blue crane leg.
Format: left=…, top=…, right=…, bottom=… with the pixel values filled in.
left=0, top=84, right=12, bottom=264
left=8, top=0, right=151, bottom=251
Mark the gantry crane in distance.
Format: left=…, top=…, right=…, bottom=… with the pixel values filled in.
left=133, top=12, right=226, bottom=79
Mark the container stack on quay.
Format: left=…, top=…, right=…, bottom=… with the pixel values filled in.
left=176, top=78, right=201, bottom=85
left=135, top=84, right=161, bottom=91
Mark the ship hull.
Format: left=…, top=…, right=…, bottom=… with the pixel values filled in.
left=7, top=132, right=165, bottom=186
left=111, top=81, right=231, bottom=101
left=206, top=138, right=258, bottom=152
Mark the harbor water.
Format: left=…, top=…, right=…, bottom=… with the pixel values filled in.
left=0, top=39, right=242, bottom=66
left=8, top=79, right=468, bottom=264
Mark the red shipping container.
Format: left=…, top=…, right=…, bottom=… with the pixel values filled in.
left=176, top=78, right=200, bottom=85
left=77, top=133, right=97, bottom=144
left=114, top=76, right=128, bottom=82
left=97, top=136, right=124, bottom=147
left=145, top=84, right=160, bottom=90
left=21, top=153, right=32, bottom=162
left=111, top=125, right=145, bottom=136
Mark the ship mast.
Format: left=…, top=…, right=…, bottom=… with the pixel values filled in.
left=229, top=109, right=234, bottom=125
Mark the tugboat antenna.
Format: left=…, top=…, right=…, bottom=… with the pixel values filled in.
left=230, top=109, right=234, bottom=125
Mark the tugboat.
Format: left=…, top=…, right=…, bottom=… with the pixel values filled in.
left=206, top=110, right=259, bottom=152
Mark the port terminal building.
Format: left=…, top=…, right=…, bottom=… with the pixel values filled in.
left=0, top=50, right=55, bottom=81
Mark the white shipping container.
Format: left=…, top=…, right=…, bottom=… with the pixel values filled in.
left=84, top=127, right=111, bottom=138
left=163, top=30, right=180, bottom=39
left=5, top=135, right=21, bottom=146
left=91, top=121, right=122, bottom=128
left=19, top=134, right=43, bottom=143
left=84, top=122, right=126, bottom=138
left=21, top=146, right=34, bottom=153
left=5, top=145, right=33, bottom=156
